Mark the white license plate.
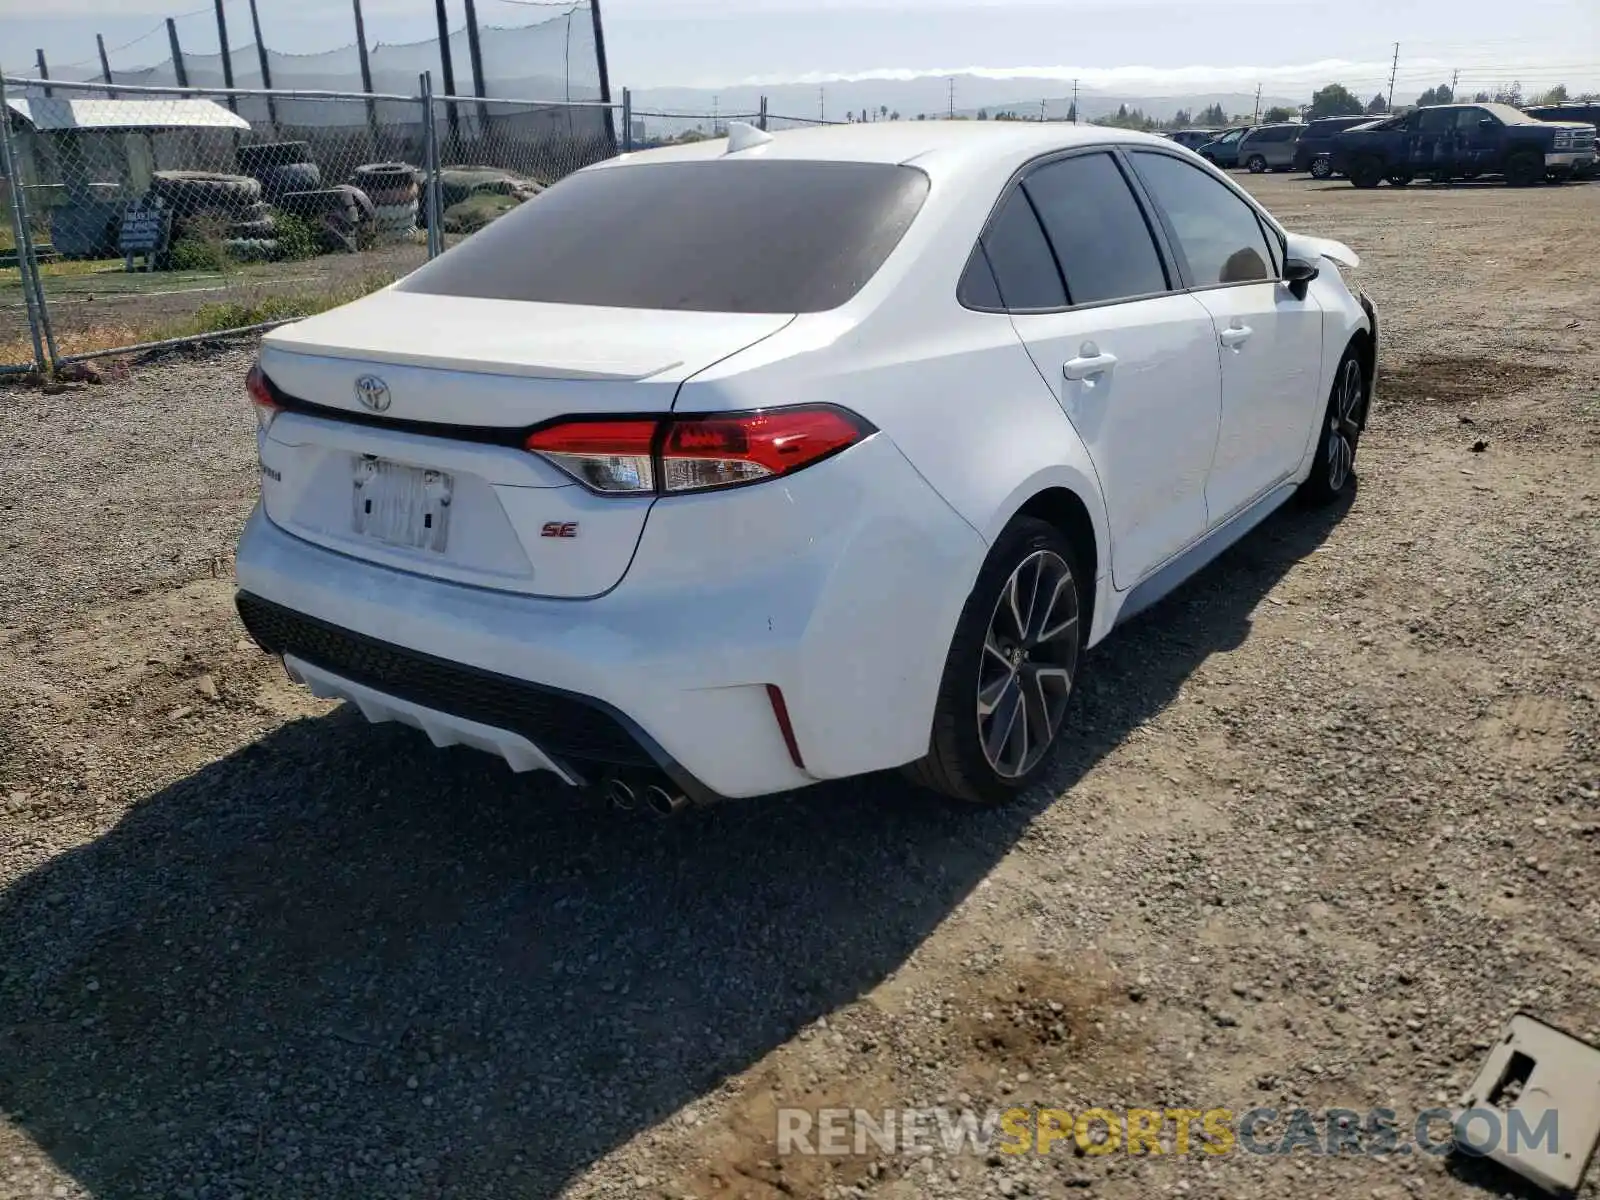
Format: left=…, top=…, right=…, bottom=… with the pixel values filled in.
left=351, top=455, right=453, bottom=553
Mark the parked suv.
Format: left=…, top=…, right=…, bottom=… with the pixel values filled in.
left=1332, top=102, right=1596, bottom=187
left=1166, top=129, right=1219, bottom=151
left=1294, top=115, right=1379, bottom=178
left=1197, top=126, right=1252, bottom=168
left=1237, top=123, right=1305, bottom=172
left=1525, top=102, right=1600, bottom=178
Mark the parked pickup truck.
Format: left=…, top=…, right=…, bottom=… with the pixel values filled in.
left=1331, top=102, right=1596, bottom=187
left=1525, top=102, right=1600, bottom=178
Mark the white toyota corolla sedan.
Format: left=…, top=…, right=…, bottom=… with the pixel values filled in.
left=235, top=121, right=1377, bottom=813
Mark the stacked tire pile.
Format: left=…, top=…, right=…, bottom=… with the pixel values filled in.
left=151, top=171, right=275, bottom=261
left=277, top=185, right=377, bottom=254
left=355, top=163, right=422, bottom=241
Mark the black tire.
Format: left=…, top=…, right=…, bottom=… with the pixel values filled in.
left=276, top=188, right=355, bottom=218
left=333, top=184, right=376, bottom=221
left=151, top=171, right=262, bottom=212
left=259, top=162, right=323, bottom=200
left=1247, top=154, right=1268, bottom=174
left=236, top=141, right=312, bottom=174
left=1300, top=345, right=1368, bottom=506
left=228, top=217, right=278, bottom=239
left=1309, top=155, right=1334, bottom=180
left=1349, top=157, right=1384, bottom=189
left=904, top=517, right=1086, bottom=805
left=1505, top=151, right=1543, bottom=187
left=354, top=162, right=419, bottom=187
left=1386, top=171, right=1413, bottom=187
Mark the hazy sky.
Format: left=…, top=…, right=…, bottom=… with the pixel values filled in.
left=3, top=0, right=1596, bottom=95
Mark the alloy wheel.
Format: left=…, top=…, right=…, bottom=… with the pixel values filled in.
left=1326, top=358, right=1364, bottom=492
left=976, top=550, right=1079, bottom=779
left=1310, top=156, right=1333, bottom=179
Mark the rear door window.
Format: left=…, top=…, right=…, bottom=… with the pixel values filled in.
left=397, top=160, right=930, bottom=313
left=1021, top=153, right=1169, bottom=305
left=971, top=188, right=1067, bottom=311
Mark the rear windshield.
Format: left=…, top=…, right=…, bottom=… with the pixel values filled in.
left=397, top=159, right=931, bottom=313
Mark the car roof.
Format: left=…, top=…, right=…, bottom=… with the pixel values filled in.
left=594, top=121, right=1178, bottom=181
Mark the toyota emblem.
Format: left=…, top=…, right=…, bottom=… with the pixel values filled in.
left=354, top=375, right=392, bottom=413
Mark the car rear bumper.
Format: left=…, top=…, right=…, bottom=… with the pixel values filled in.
left=234, top=433, right=986, bottom=800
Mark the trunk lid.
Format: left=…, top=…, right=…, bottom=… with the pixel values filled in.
left=256, top=290, right=793, bottom=598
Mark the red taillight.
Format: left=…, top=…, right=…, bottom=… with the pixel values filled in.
left=247, top=362, right=281, bottom=432
left=523, top=406, right=873, bottom=497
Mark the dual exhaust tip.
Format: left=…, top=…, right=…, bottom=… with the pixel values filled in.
left=604, top=774, right=690, bottom=817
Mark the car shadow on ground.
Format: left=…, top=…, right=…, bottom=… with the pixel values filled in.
left=0, top=491, right=1354, bottom=1198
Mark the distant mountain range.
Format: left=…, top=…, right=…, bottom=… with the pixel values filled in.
left=628, top=74, right=1303, bottom=131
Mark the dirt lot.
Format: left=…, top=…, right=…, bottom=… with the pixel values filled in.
left=1, top=171, right=1597, bottom=1200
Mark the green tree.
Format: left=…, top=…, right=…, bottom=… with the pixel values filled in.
left=1528, top=84, right=1568, bottom=105
left=1197, top=102, right=1228, bottom=125
left=1472, top=91, right=1492, bottom=103
left=890, top=110, right=900, bottom=120
left=1367, top=93, right=1388, bottom=114
left=1066, top=101, right=1078, bottom=123
left=1262, top=105, right=1296, bottom=123
left=977, top=108, right=989, bottom=120
left=1170, top=107, right=1193, bottom=128
left=1416, top=83, right=1454, bottom=107
left=1494, top=81, right=1522, bottom=106
left=1309, top=84, right=1365, bottom=119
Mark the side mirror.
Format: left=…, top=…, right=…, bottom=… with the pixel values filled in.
left=1284, top=256, right=1320, bottom=300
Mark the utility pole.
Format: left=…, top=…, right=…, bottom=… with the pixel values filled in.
left=1387, top=42, right=1400, bottom=110
left=1039, top=98, right=1046, bottom=122
left=948, top=77, right=955, bottom=119
left=1451, top=68, right=1459, bottom=97
left=819, top=86, right=825, bottom=121
left=1253, top=84, right=1262, bottom=123
left=1071, top=79, right=1079, bottom=123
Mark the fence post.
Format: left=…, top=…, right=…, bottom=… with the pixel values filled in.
left=96, top=35, right=118, bottom=98
left=759, top=95, right=768, bottom=132
left=167, top=19, right=189, bottom=88
left=247, top=0, right=278, bottom=128
left=621, top=88, right=632, bottom=152
left=352, top=0, right=382, bottom=156
left=421, top=72, right=444, bottom=260
left=461, top=0, right=491, bottom=140
left=590, top=0, right=618, bottom=155
left=431, top=0, right=462, bottom=157
left=213, top=0, right=238, bottom=112
left=0, top=74, right=47, bottom=373
left=0, top=75, right=57, bottom=373
left=35, top=51, right=53, bottom=99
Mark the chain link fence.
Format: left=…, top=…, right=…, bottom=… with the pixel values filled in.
left=0, top=74, right=621, bottom=371
left=0, top=74, right=821, bottom=376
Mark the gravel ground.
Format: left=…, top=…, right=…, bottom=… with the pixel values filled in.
left=1, top=171, right=1597, bottom=1200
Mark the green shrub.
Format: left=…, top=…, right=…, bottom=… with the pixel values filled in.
left=167, top=237, right=228, bottom=272
left=272, top=212, right=318, bottom=262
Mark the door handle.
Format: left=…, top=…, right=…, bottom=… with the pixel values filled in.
left=1063, top=351, right=1118, bottom=381
left=1219, top=324, right=1253, bottom=349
